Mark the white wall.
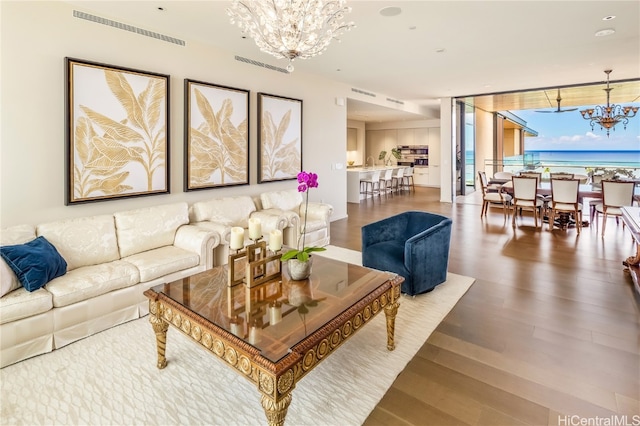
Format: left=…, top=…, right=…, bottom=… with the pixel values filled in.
left=0, top=1, right=350, bottom=227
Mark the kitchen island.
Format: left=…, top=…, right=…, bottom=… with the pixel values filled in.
left=347, top=166, right=407, bottom=203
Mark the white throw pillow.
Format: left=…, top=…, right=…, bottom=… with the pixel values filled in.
left=0, top=259, right=21, bottom=297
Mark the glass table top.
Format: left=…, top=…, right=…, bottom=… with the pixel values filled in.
left=152, top=255, right=393, bottom=363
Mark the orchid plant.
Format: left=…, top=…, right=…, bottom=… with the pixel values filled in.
left=281, top=171, right=326, bottom=262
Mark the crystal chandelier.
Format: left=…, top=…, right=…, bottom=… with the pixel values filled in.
left=227, top=0, right=355, bottom=72
left=580, top=70, right=639, bottom=137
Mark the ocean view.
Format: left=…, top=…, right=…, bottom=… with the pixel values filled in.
left=524, top=150, right=640, bottom=167
left=473, top=150, right=640, bottom=182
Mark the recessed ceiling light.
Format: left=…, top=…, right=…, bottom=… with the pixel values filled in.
left=602, top=15, right=616, bottom=21
left=379, top=6, right=402, bottom=17
left=595, top=28, right=616, bottom=37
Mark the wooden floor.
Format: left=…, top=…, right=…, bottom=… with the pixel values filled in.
left=329, top=186, right=640, bottom=426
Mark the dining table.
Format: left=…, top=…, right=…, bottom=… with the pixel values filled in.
left=500, top=181, right=640, bottom=229
left=499, top=181, right=606, bottom=199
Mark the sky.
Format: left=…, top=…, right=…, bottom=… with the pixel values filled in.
left=515, top=103, right=640, bottom=152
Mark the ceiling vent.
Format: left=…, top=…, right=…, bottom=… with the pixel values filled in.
left=73, top=10, right=186, bottom=46
left=351, top=88, right=376, bottom=98
left=386, top=98, right=405, bottom=105
left=234, top=56, right=289, bottom=74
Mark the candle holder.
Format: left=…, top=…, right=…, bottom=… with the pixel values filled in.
left=228, top=240, right=283, bottom=288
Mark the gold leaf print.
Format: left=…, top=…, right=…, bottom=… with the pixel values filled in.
left=261, top=109, right=300, bottom=180
left=189, top=89, right=247, bottom=186
left=73, top=69, right=167, bottom=199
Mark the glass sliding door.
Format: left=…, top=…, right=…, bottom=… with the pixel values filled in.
left=455, top=100, right=476, bottom=195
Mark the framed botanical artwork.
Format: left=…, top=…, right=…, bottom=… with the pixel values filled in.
left=257, top=93, right=302, bottom=183
left=184, top=79, right=249, bottom=190
left=65, top=58, right=169, bottom=204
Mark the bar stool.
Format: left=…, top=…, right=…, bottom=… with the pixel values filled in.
left=391, top=168, right=405, bottom=193
left=402, top=167, right=415, bottom=192
left=360, top=171, right=381, bottom=198
left=380, top=168, right=394, bottom=195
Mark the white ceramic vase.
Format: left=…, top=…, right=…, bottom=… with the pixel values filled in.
left=287, top=257, right=313, bottom=281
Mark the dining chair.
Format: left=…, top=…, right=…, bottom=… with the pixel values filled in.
left=550, top=172, right=574, bottom=180
left=595, top=180, right=635, bottom=236
left=360, top=171, right=381, bottom=198
left=478, top=171, right=512, bottom=218
left=511, top=176, right=543, bottom=228
left=548, top=178, right=582, bottom=233
left=589, top=174, right=605, bottom=221
left=379, top=168, right=394, bottom=195
left=391, top=167, right=405, bottom=193
left=519, top=172, right=542, bottom=179
left=520, top=171, right=551, bottom=212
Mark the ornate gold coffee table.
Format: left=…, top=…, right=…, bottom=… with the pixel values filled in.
left=144, top=255, right=403, bottom=426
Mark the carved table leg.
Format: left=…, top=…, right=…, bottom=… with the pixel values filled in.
left=149, top=313, right=169, bottom=369
left=384, top=301, right=400, bottom=351
left=260, top=393, right=292, bottom=426
left=624, top=243, right=640, bottom=267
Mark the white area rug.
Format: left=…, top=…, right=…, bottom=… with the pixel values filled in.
left=0, top=246, right=474, bottom=426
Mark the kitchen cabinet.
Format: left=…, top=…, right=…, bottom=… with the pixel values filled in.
left=397, top=129, right=414, bottom=146
left=428, top=165, right=441, bottom=186
left=413, top=168, right=429, bottom=186
left=428, top=128, right=440, bottom=166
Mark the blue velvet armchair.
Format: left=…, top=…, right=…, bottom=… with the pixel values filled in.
left=362, top=211, right=452, bottom=296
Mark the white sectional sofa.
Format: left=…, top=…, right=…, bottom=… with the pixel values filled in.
left=189, top=195, right=287, bottom=266
left=259, top=189, right=333, bottom=249
left=0, top=202, right=219, bottom=368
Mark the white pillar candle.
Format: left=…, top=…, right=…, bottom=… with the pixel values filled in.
left=268, top=229, right=283, bottom=252
left=248, top=218, right=262, bottom=239
left=248, top=324, right=261, bottom=345
left=229, top=317, right=243, bottom=337
left=230, top=227, right=245, bottom=250
left=269, top=302, right=282, bottom=325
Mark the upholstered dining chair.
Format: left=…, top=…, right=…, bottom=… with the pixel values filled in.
left=519, top=172, right=542, bottom=180
left=478, top=171, right=512, bottom=218
left=550, top=172, right=574, bottom=180
left=548, top=178, right=582, bottom=233
left=595, top=180, right=635, bottom=236
left=589, top=174, right=605, bottom=221
left=511, top=176, right=543, bottom=228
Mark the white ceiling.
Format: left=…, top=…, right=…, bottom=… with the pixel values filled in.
left=65, top=0, right=640, bottom=122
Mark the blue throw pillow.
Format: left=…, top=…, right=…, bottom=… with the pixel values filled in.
left=0, top=236, right=67, bottom=292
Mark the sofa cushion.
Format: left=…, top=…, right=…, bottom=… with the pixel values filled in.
left=191, top=196, right=257, bottom=228
left=0, top=236, right=67, bottom=292
left=114, top=202, right=189, bottom=258
left=0, top=224, right=36, bottom=245
left=261, top=190, right=303, bottom=212
left=123, top=246, right=199, bottom=282
left=45, top=260, right=140, bottom=308
left=37, top=215, right=120, bottom=271
left=1, top=260, right=21, bottom=297
left=0, top=287, right=53, bottom=324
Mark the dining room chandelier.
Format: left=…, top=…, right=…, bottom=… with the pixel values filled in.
left=227, top=0, right=355, bottom=72
left=580, top=70, right=639, bottom=137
